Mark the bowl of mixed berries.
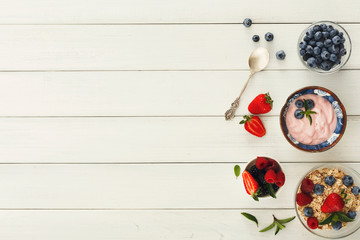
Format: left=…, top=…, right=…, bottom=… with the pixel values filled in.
left=242, top=156, right=285, bottom=201
left=295, top=164, right=360, bottom=238
left=298, top=21, right=351, bottom=73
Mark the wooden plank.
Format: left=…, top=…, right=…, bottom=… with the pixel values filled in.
left=0, top=209, right=351, bottom=240
left=0, top=70, right=357, bottom=116
left=0, top=163, right=359, bottom=209
left=0, top=24, right=358, bottom=70
left=0, top=0, right=359, bottom=24
left=0, top=116, right=357, bottom=163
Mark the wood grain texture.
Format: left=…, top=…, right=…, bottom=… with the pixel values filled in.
left=0, top=24, right=358, bottom=70
left=0, top=116, right=357, bottom=163
left=0, top=209, right=355, bottom=240
left=0, top=163, right=358, bottom=209
left=0, top=70, right=357, bottom=116
left=0, top=0, right=359, bottom=24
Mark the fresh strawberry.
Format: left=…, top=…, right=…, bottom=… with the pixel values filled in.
left=296, top=193, right=312, bottom=206
left=265, top=169, right=277, bottom=183
left=307, top=217, right=319, bottom=229
left=275, top=171, right=285, bottom=187
left=248, top=92, right=273, bottom=114
left=239, top=115, right=266, bottom=137
left=301, top=178, right=314, bottom=194
left=265, top=159, right=279, bottom=172
left=242, top=170, right=259, bottom=201
left=255, top=157, right=268, bottom=169
left=321, top=193, right=344, bottom=213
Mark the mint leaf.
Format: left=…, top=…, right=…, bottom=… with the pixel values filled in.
left=336, top=212, right=354, bottom=222
left=267, top=184, right=276, bottom=199
left=277, top=216, right=295, bottom=224
left=234, top=165, right=241, bottom=179
left=319, top=213, right=335, bottom=225
left=275, top=226, right=280, bottom=235
left=241, top=212, right=258, bottom=226
left=259, top=221, right=275, bottom=232
left=276, top=221, right=286, bottom=230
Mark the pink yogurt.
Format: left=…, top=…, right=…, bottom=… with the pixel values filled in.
left=285, top=94, right=337, bottom=145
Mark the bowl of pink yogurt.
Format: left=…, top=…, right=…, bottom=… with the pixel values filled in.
left=280, top=86, right=346, bottom=152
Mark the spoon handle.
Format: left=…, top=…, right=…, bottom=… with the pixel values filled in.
left=224, top=72, right=254, bottom=120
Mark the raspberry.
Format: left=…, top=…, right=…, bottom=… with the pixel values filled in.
left=307, top=217, right=318, bottom=229
left=265, top=169, right=277, bottom=183
left=296, top=193, right=312, bottom=206
left=255, top=157, right=268, bottom=169
left=275, top=171, right=285, bottom=187
left=265, top=159, right=279, bottom=172
left=301, top=178, right=314, bottom=194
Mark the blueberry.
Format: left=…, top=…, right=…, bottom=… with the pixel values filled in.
left=275, top=50, right=286, bottom=60
left=295, top=100, right=304, bottom=108
left=294, top=109, right=304, bottom=119
left=315, top=55, right=322, bottom=64
left=304, top=36, right=310, bottom=42
left=316, top=42, right=324, bottom=48
left=306, top=45, right=314, bottom=54
left=313, top=46, right=321, bottom=55
left=343, top=175, right=354, bottom=187
left=347, top=211, right=357, bottom=219
left=303, top=207, right=314, bottom=217
left=313, top=25, right=321, bottom=32
left=340, top=37, right=346, bottom=43
left=307, top=57, right=317, bottom=68
left=314, top=31, right=322, bottom=41
left=252, top=35, right=260, bottom=42
left=309, top=40, right=316, bottom=47
left=243, top=18, right=252, bottom=27
left=332, top=35, right=341, bottom=45
left=330, top=29, right=339, bottom=37
left=322, top=31, right=330, bottom=39
left=314, top=184, right=324, bottom=195
left=300, top=49, right=306, bottom=56
left=322, top=47, right=327, bottom=53
left=299, top=41, right=307, bottom=49
left=325, top=176, right=336, bottom=186
left=335, top=59, right=341, bottom=65
left=320, top=61, right=332, bottom=71
left=352, top=186, right=360, bottom=196
left=332, top=221, right=342, bottom=231
left=324, top=39, right=332, bottom=48
left=320, top=23, right=328, bottom=30
left=329, top=54, right=337, bottom=62
left=327, top=25, right=334, bottom=32
left=329, top=45, right=339, bottom=54
left=306, top=99, right=314, bottom=109
left=303, top=54, right=311, bottom=61
left=339, top=32, right=344, bottom=37
left=306, top=29, right=315, bottom=38
left=321, top=51, right=330, bottom=60
left=265, top=32, right=274, bottom=41
left=340, top=48, right=347, bottom=56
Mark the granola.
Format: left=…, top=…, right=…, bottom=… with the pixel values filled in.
left=297, top=168, right=360, bottom=230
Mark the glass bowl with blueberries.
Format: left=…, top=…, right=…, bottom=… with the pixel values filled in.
left=298, top=21, right=351, bottom=74
left=295, top=164, right=360, bottom=239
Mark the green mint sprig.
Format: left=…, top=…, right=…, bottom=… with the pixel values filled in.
left=241, top=212, right=258, bottom=226
left=300, top=99, right=317, bottom=125
left=259, top=215, right=295, bottom=235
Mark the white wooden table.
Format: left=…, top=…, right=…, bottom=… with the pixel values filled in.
left=0, top=1, right=359, bottom=239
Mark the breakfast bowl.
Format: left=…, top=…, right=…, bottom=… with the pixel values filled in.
left=298, top=21, right=352, bottom=74
left=280, top=86, right=346, bottom=152
left=295, top=164, right=360, bottom=238
left=242, top=156, right=285, bottom=201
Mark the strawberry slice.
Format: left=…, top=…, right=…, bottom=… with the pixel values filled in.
left=248, top=93, right=273, bottom=114
left=321, top=193, right=344, bottom=213
left=242, top=170, right=259, bottom=201
left=239, top=115, right=266, bottom=137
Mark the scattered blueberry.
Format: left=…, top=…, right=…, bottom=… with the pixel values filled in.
left=321, top=51, right=330, bottom=60
left=265, top=32, right=274, bottom=41
left=307, top=57, right=317, bottom=68
left=330, top=54, right=337, bottom=62
left=332, top=221, right=342, bottom=231
left=352, top=186, right=360, bottom=196
left=325, top=176, right=336, bottom=186
left=343, top=175, right=354, bottom=187
left=314, top=184, right=324, bottom=195
left=276, top=50, right=286, bottom=60
left=303, top=207, right=314, bottom=217
left=243, top=18, right=252, bottom=27
left=306, top=99, right=314, bottom=109
left=294, top=109, right=304, bottom=119
left=295, top=100, right=304, bottom=108
left=252, top=35, right=260, bottom=42
left=347, top=211, right=357, bottom=219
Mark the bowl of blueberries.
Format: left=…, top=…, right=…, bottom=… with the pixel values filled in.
left=298, top=21, right=351, bottom=73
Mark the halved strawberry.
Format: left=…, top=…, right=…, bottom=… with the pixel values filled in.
left=239, top=115, right=266, bottom=137
left=321, top=193, right=344, bottom=213
left=242, top=170, right=259, bottom=201
left=248, top=93, right=273, bottom=114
